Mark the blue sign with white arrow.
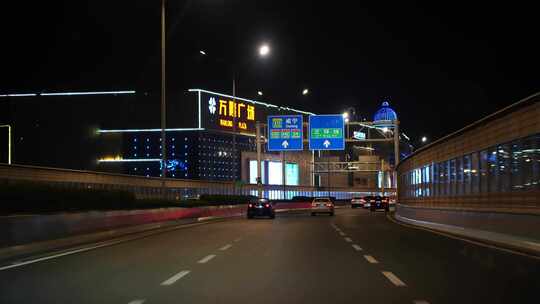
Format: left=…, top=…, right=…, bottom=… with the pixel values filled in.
left=308, top=115, right=345, bottom=150
left=267, top=115, right=304, bottom=151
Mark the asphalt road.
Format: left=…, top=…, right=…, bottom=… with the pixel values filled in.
left=0, top=208, right=539, bottom=304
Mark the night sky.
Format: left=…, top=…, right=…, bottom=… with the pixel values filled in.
left=1, top=1, right=539, bottom=144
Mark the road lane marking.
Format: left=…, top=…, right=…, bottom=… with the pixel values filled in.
left=413, top=301, right=430, bottom=304
left=339, top=232, right=346, bottom=236
left=344, top=237, right=353, bottom=242
left=234, top=238, right=242, bottom=242
left=161, top=270, right=190, bottom=286
left=352, top=244, right=363, bottom=251
left=382, top=271, right=407, bottom=287
left=219, top=244, right=232, bottom=251
left=0, top=220, right=221, bottom=271
left=198, top=254, right=216, bottom=264
left=364, top=255, right=378, bottom=263
left=128, top=300, right=146, bottom=304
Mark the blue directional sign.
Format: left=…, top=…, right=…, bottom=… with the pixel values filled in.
left=308, top=115, right=345, bottom=150
left=267, top=115, right=304, bottom=151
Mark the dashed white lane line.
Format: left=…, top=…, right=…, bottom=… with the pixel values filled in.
left=344, top=237, right=353, bottom=243
left=128, top=300, right=146, bottom=304
left=364, top=255, right=379, bottom=264
left=198, top=254, right=216, bottom=264
left=161, top=270, right=190, bottom=286
left=382, top=271, right=407, bottom=287
left=234, top=238, right=242, bottom=242
left=413, top=301, right=430, bottom=304
left=339, top=232, right=346, bottom=236
left=219, top=244, right=232, bottom=251
left=352, top=244, right=363, bottom=251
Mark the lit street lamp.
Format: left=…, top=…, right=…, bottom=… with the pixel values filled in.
left=421, top=136, right=428, bottom=143
left=302, top=88, right=309, bottom=95
left=259, top=44, right=270, bottom=57
left=257, top=91, right=263, bottom=96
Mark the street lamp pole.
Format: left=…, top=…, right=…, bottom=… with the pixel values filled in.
left=0, top=125, right=11, bottom=165
left=160, top=0, right=167, bottom=183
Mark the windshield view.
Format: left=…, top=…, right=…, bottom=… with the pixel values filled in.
left=0, top=1, right=539, bottom=303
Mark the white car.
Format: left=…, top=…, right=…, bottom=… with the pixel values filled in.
left=351, top=197, right=366, bottom=208
left=311, top=198, right=335, bottom=216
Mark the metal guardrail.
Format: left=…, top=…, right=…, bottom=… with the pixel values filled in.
left=0, top=164, right=395, bottom=200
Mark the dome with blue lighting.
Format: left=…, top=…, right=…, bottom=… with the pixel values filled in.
left=373, top=101, right=397, bottom=124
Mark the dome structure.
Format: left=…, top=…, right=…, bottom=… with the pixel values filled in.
left=373, top=101, right=397, bottom=126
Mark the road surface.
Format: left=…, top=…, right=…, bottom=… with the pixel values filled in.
left=1, top=208, right=538, bottom=303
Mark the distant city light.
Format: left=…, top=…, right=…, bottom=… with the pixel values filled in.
left=302, top=88, right=309, bottom=95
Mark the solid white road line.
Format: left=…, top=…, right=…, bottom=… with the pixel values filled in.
left=344, top=237, right=353, bottom=242
left=339, top=232, right=346, bottom=236
left=128, top=300, right=146, bottom=304
left=364, top=255, right=379, bottom=264
left=352, top=244, right=363, bottom=251
left=198, top=254, right=216, bottom=264
left=234, top=238, right=242, bottom=242
left=219, top=244, right=232, bottom=251
left=0, top=239, right=128, bottom=271
left=413, top=301, right=430, bottom=304
left=0, top=221, right=216, bottom=271
left=382, top=271, right=407, bottom=287
left=161, top=270, right=190, bottom=286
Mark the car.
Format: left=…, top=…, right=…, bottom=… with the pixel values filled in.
left=247, top=198, right=275, bottom=219
left=311, top=197, right=334, bottom=216
left=369, top=195, right=389, bottom=212
left=351, top=197, right=366, bottom=208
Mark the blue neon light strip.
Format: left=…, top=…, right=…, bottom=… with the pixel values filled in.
left=0, top=91, right=135, bottom=97
left=40, top=90, right=136, bottom=96
left=98, top=158, right=161, bottom=163
left=97, top=128, right=205, bottom=133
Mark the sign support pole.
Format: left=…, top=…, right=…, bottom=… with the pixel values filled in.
left=256, top=121, right=262, bottom=198
left=281, top=151, right=286, bottom=200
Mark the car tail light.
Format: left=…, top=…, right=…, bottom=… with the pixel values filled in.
left=326, top=203, right=333, bottom=207
left=360, top=199, right=366, bottom=202
left=265, top=204, right=270, bottom=208
left=312, top=203, right=317, bottom=207
left=248, top=204, right=253, bottom=208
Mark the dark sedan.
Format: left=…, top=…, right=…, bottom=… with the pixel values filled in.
left=247, top=198, right=275, bottom=219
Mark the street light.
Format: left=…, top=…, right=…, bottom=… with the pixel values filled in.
left=302, top=88, right=309, bottom=95
left=259, top=44, right=270, bottom=57
left=199, top=50, right=206, bottom=55
left=257, top=91, right=263, bottom=96
left=342, top=112, right=349, bottom=119
left=160, top=0, right=167, bottom=181
left=421, top=136, right=428, bottom=143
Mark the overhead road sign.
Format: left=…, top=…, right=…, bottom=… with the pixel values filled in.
left=309, top=115, right=345, bottom=150
left=267, top=115, right=304, bottom=151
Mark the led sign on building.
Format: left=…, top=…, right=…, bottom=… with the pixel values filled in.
left=201, top=91, right=258, bottom=134
left=189, top=89, right=315, bottom=135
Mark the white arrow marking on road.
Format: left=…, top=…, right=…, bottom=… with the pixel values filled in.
left=282, top=140, right=289, bottom=148
left=323, top=139, right=331, bottom=148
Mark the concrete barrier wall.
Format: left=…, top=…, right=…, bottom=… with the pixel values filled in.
left=396, top=204, right=540, bottom=241
left=0, top=202, right=316, bottom=249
